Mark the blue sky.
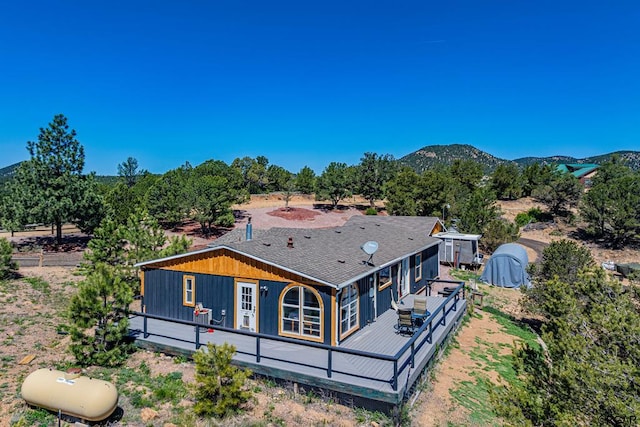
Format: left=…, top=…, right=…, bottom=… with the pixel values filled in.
left=1, top=1, right=638, bottom=175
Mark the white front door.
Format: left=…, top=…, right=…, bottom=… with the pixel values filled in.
left=236, top=281, right=257, bottom=332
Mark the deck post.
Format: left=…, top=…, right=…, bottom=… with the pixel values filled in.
left=392, top=361, right=398, bottom=391
left=327, top=348, right=332, bottom=378
left=410, top=342, right=415, bottom=368
left=453, top=292, right=458, bottom=311
left=427, top=321, right=433, bottom=344
left=441, top=306, right=446, bottom=326
left=256, top=337, right=261, bottom=363
left=195, top=328, right=200, bottom=349
left=143, top=316, right=149, bottom=338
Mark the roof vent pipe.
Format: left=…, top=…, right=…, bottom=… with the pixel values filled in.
left=287, top=237, right=294, bottom=248
left=246, top=217, right=252, bottom=241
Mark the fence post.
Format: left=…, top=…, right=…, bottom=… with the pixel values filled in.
left=256, top=337, right=261, bottom=363
left=195, top=327, right=200, bottom=350
left=392, top=360, right=398, bottom=391
left=327, top=348, right=332, bottom=378
left=143, top=316, right=149, bottom=338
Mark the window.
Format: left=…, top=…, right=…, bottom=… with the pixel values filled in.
left=183, top=275, right=195, bottom=306
left=340, top=283, right=359, bottom=338
left=378, top=266, right=392, bottom=290
left=415, top=253, right=422, bottom=281
left=280, top=285, right=322, bottom=340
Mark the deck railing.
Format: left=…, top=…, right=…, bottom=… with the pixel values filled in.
left=128, top=280, right=465, bottom=393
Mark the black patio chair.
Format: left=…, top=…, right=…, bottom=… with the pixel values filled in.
left=397, top=309, right=415, bottom=335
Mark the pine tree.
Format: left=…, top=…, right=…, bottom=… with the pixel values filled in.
left=9, top=114, right=103, bottom=243
left=192, top=343, right=252, bottom=418
left=67, top=264, right=133, bottom=366
left=84, top=210, right=191, bottom=291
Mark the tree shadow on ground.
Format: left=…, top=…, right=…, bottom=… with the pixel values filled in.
left=13, top=235, right=90, bottom=253
left=169, top=220, right=231, bottom=240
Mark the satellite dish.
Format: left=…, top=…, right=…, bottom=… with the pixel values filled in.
left=361, top=241, right=379, bottom=255
left=361, top=241, right=379, bottom=266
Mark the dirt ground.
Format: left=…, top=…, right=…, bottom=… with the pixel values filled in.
left=2, top=195, right=638, bottom=426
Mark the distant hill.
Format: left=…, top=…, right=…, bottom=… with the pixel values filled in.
left=513, top=151, right=640, bottom=170
left=400, top=145, right=640, bottom=173
left=0, top=162, right=118, bottom=186
left=399, top=144, right=511, bottom=173
left=0, top=162, right=21, bottom=179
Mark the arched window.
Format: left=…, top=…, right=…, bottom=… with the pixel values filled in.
left=340, top=283, right=359, bottom=338
left=280, top=284, right=323, bottom=341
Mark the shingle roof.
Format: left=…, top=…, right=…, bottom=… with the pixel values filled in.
left=137, top=217, right=441, bottom=289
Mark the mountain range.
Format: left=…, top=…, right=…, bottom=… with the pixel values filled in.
left=399, top=144, right=640, bottom=173
left=2, top=145, right=639, bottom=180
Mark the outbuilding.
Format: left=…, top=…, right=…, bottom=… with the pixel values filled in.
left=432, top=231, right=482, bottom=267
left=479, top=243, right=531, bottom=288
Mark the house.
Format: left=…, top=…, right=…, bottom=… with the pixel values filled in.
left=135, top=216, right=444, bottom=346
left=556, top=163, right=599, bottom=187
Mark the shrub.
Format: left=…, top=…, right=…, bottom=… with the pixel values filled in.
left=514, top=207, right=552, bottom=227
left=0, top=238, right=17, bottom=279
left=215, top=212, right=236, bottom=228
left=192, top=343, right=251, bottom=418
left=365, top=207, right=377, bottom=215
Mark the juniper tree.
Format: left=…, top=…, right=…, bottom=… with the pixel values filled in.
left=316, top=162, right=351, bottom=208
left=493, top=267, right=640, bottom=425
left=532, top=171, right=582, bottom=218
left=295, top=166, right=316, bottom=194
left=356, top=152, right=397, bottom=207
left=384, top=167, right=420, bottom=216
left=581, top=158, right=640, bottom=248
left=490, top=163, right=523, bottom=200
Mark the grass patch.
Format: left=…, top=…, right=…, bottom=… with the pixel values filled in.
left=482, top=306, right=540, bottom=350
left=450, top=374, right=501, bottom=426
left=23, top=277, right=50, bottom=295
left=450, top=268, right=481, bottom=282
left=448, top=306, right=540, bottom=425
left=92, top=361, right=188, bottom=410
left=11, top=407, right=55, bottom=427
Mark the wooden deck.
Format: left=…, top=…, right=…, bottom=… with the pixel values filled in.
left=128, top=291, right=467, bottom=404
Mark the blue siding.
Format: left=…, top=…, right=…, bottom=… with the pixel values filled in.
left=410, top=245, right=440, bottom=294
left=144, top=270, right=333, bottom=345
left=377, top=284, right=392, bottom=316
left=357, top=276, right=376, bottom=327
left=256, top=279, right=286, bottom=337
left=144, top=269, right=235, bottom=325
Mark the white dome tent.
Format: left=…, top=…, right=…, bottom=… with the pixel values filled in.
left=480, top=243, right=531, bottom=288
